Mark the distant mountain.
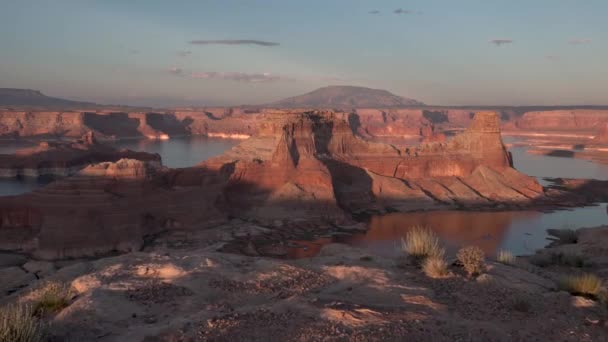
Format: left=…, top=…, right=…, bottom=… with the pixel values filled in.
left=0, top=88, right=100, bottom=109
left=268, top=85, right=425, bottom=108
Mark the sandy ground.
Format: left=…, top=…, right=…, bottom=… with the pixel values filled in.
left=2, top=223, right=607, bottom=341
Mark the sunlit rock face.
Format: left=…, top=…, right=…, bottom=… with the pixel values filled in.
left=0, top=111, right=545, bottom=260
left=593, top=123, right=608, bottom=143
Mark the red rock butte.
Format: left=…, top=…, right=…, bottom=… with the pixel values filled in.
left=0, top=110, right=544, bottom=259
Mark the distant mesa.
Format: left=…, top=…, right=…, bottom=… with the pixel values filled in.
left=0, top=88, right=97, bottom=109
left=267, top=85, right=425, bottom=108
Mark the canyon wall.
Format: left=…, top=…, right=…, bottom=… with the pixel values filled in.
left=0, top=110, right=546, bottom=259
left=2, top=108, right=607, bottom=141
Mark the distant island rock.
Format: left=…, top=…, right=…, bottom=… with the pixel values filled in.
left=267, top=85, right=425, bottom=108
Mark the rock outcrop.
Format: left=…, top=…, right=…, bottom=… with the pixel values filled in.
left=593, top=123, right=608, bottom=143
left=0, top=132, right=161, bottom=178
left=0, top=111, right=546, bottom=259
left=514, top=110, right=608, bottom=132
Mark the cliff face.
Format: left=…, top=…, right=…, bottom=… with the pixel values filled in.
left=514, top=110, right=608, bottom=131
left=0, top=111, right=545, bottom=259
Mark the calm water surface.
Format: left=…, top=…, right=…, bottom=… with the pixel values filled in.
left=0, top=136, right=241, bottom=195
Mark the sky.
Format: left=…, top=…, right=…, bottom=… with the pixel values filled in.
left=0, top=0, right=606, bottom=107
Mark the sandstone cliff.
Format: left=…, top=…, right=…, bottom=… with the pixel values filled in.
left=0, top=111, right=546, bottom=259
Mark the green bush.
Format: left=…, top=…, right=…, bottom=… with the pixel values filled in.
left=422, top=255, right=449, bottom=278
left=401, top=226, right=444, bottom=262
left=457, top=246, right=485, bottom=276
left=559, top=273, right=603, bottom=298
left=547, top=228, right=578, bottom=245
left=0, top=304, right=44, bottom=342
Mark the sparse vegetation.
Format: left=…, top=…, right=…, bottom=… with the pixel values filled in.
left=422, top=255, right=449, bottom=278
left=31, top=282, right=74, bottom=316
left=497, top=250, right=516, bottom=265
left=401, top=226, right=444, bottom=264
left=559, top=273, right=603, bottom=298
left=0, top=304, right=44, bottom=342
left=457, top=246, right=485, bottom=277
left=359, top=256, right=373, bottom=262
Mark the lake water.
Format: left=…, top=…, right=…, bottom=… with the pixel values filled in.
left=0, top=136, right=241, bottom=195
left=111, top=136, right=242, bottom=168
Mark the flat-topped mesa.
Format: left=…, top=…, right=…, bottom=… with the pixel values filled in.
left=447, top=111, right=512, bottom=169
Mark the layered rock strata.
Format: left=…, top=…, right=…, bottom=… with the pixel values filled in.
left=0, top=111, right=546, bottom=259
left=0, top=132, right=161, bottom=178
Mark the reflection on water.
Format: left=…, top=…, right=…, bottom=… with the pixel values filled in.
left=110, top=136, right=242, bottom=168
left=346, top=204, right=608, bottom=257
left=290, top=204, right=608, bottom=258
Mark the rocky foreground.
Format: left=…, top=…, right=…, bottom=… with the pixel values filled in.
left=1, top=222, right=607, bottom=341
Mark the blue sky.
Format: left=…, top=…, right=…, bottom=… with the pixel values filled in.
left=0, top=0, right=606, bottom=106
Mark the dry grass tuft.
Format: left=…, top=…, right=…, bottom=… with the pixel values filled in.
left=559, top=274, right=603, bottom=298
left=422, top=255, right=449, bottom=278
left=401, top=226, right=444, bottom=263
left=31, top=282, right=74, bottom=316
left=497, top=250, right=516, bottom=265
left=457, top=246, right=485, bottom=277
left=0, top=304, right=44, bottom=342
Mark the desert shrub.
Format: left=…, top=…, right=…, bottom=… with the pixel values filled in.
left=559, top=274, right=603, bottom=298
left=547, top=228, right=578, bottom=245
left=401, top=226, right=444, bottom=262
left=0, top=304, right=44, bottom=342
left=359, top=256, right=373, bottom=262
left=457, top=246, right=485, bottom=276
left=497, top=250, right=516, bottom=265
left=422, top=255, right=449, bottom=278
left=31, top=282, right=74, bottom=316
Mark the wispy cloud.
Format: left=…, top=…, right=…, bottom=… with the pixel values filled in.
left=545, top=55, right=560, bottom=61
left=189, top=39, right=280, bottom=47
left=168, top=68, right=285, bottom=83
left=489, top=39, right=513, bottom=46
left=190, top=72, right=284, bottom=83
left=177, top=50, right=192, bottom=57
left=168, top=67, right=183, bottom=75
left=568, top=38, right=592, bottom=45
left=369, top=10, right=380, bottom=14
left=394, top=8, right=412, bottom=14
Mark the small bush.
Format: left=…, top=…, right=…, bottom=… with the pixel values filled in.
left=31, top=282, right=74, bottom=316
left=0, top=304, right=44, bottom=342
left=497, top=250, right=516, bottom=265
left=422, top=255, right=449, bottom=278
left=359, top=256, right=373, bottom=262
left=559, top=274, right=603, bottom=298
left=401, top=226, right=444, bottom=262
left=457, top=246, right=485, bottom=276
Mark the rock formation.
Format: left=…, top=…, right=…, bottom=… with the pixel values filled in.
left=267, top=85, right=425, bottom=108
left=593, top=122, right=608, bottom=143
left=0, top=111, right=546, bottom=259
left=0, top=132, right=161, bottom=178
